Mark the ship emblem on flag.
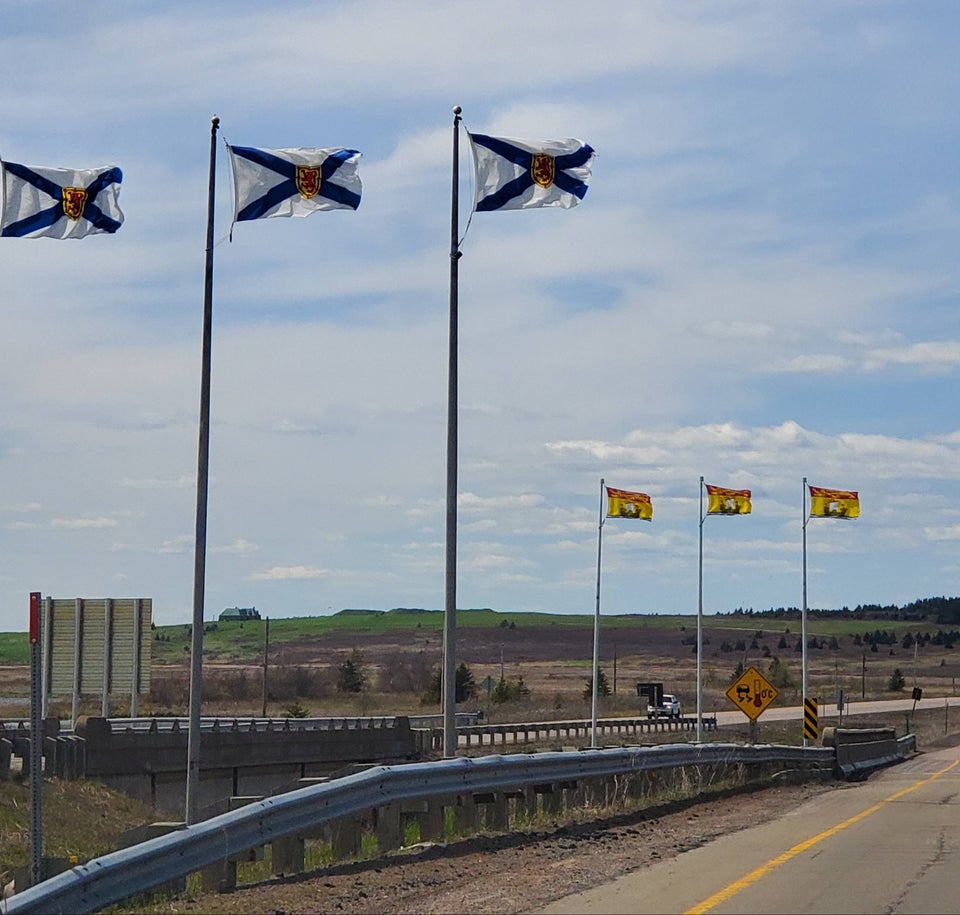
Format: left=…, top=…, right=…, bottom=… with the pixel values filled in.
left=809, top=485, right=860, bottom=519
left=606, top=486, right=653, bottom=521
left=61, top=187, right=88, bottom=220
left=295, top=165, right=321, bottom=199
left=531, top=153, right=555, bottom=188
left=706, top=485, right=752, bottom=515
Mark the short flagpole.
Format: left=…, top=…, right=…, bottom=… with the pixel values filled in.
left=697, top=476, right=704, bottom=742
left=186, top=114, right=220, bottom=825
left=442, top=106, right=462, bottom=759
left=591, top=479, right=605, bottom=748
left=801, top=476, right=809, bottom=746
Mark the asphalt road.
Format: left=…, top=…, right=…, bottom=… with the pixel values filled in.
left=715, top=692, right=960, bottom=721
left=537, top=735, right=960, bottom=914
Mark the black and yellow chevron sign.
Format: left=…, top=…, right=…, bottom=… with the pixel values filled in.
left=803, top=697, right=819, bottom=741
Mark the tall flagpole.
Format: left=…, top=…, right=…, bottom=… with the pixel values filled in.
left=186, top=115, right=219, bottom=825
left=801, top=475, right=809, bottom=747
left=697, top=475, right=704, bottom=742
left=442, top=105, right=462, bottom=759
left=591, top=478, right=605, bottom=748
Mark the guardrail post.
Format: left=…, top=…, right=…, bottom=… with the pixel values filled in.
left=488, top=792, right=508, bottom=830
left=200, top=858, right=237, bottom=893
left=537, top=783, right=562, bottom=815
left=271, top=835, right=305, bottom=875
left=453, top=793, right=477, bottom=834
left=522, top=785, right=538, bottom=820
left=331, top=815, right=361, bottom=860
left=375, top=802, right=403, bottom=852
left=420, top=797, right=447, bottom=841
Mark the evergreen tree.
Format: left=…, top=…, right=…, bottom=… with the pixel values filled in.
left=583, top=668, right=612, bottom=699
left=336, top=648, right=367, bottom=693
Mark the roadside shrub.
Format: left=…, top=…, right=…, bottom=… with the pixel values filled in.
left=491, top=676, right=531, bottom=704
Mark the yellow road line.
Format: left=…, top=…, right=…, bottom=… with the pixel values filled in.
left=684, top=758, right=960, bottom=915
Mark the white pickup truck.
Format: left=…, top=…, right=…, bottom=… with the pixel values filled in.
left=647, top=693, right=681, bottom=719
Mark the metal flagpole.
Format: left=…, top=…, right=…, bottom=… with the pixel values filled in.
left=697, top=476, right=704, bottom=742
left=801, top=475, right=809, bottom=747
left=591, top=478, right=605, bottom=748
left=442, top=105, right=462, bottom=759
left=29, top=591, right=42, bottom=888
left=186, top=114, right=220, bottom=825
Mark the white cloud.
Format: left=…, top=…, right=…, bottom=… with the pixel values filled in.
left=0, top=3, right=957, bottom=628
left=249, top=566, right=328, bottom=582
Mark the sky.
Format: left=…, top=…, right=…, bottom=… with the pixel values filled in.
left=1, top=1, right=958, bottom=631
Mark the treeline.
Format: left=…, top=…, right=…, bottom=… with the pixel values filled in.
left=721, top=596, right=960, bottom=625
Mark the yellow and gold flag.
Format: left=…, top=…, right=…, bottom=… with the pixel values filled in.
left=706, top=484, right=751, bottom=515
left=606, top=486, right=652, bottom=521
left=809, top=485, right=859, bottom=519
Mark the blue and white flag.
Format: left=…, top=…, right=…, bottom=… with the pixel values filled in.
left=468, top=134, right=594, bottom=212
left=1, top=161, right=123, bottom=239
left=228, top=145, right=362, bottom=226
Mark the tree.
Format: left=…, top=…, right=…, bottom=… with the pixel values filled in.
left=766, top=656, right=794, bottom=689
left=491, top=675, right=531, bottom=704
left=583, top=668, right=611, bottom=700
left=336, top=648, right=367, bottom=694
left=888, top=667, right=906, bottom=691
left=422, top=662, right=478, bottom=705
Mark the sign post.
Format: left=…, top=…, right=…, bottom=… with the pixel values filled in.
left=29, top=590, right=43, bottom=888
left=725, top=666, right=779, bottom=744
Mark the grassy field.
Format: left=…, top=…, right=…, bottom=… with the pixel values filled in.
left=146, top=607, right=948, bottom=664
left=2, top=607, right=958, bottom=722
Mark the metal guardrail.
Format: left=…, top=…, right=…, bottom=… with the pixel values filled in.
left=2, top=741, right=833, bottom=915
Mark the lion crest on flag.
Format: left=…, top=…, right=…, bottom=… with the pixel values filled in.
left=295, top=165, right=322, bottom=199
left=530, top=153, right=555, bottom=188
left=61, top=187, right=88, bottom=220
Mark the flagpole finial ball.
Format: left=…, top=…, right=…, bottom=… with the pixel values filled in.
left=453, top=105, right=462, bottom=115
left=211, top=115, right=220, bottom=127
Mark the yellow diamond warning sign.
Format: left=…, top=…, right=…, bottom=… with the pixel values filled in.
left=725, top=666, right=779, bottom=721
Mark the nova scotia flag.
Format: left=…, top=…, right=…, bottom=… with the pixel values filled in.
left=468, top=134, right=594, bottom=212
left=1, top=161, right=123, bottom=239
left=228, top=145, right=362, bottom=227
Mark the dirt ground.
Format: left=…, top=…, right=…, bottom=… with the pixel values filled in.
left=129, top=779, right=838, bottom=915
left=126, top=714, right=960, bottom=915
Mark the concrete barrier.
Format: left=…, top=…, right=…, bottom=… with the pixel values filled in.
left=71, top=715, right=423, bottom=815
left=821, top=726, right=906, bottom=779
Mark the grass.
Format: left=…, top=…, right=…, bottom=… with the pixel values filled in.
left=0, top=777, right=156, bottom=889
left=0, top=632, right=31, bottom=665
left=140, top=607, right=957, bottom=665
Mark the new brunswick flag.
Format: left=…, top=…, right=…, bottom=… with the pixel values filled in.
left=606, top=487, right=652, bottom=521
left=706, top=484, right=751, bottom=515
left=809, top=485, right=860, bottom=519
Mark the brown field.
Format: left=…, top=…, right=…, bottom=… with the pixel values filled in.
left=3, top=613, right=957, bottom=723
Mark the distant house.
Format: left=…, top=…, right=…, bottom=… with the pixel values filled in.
left=219, top=606, right=261, bottom=622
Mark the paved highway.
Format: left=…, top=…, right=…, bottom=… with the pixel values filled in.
left=711, top=693, right=960, bottom=727
left=538, top=730, right=960, bottom=913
